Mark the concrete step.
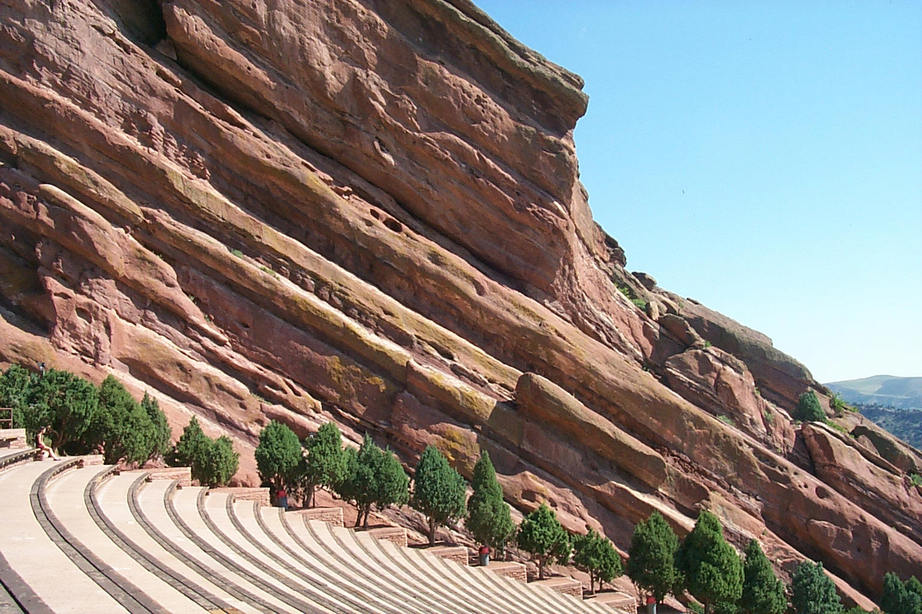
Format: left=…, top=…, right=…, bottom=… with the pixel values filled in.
left=366, top=525, right=407, bottom=547
left=535, top=576, right=584, bottom=598
left=93, top=471, right=258, bottom=614
left=261, top=506, right=441, bottom=613
left=367, top=535, right=534, bottom=614
left=587, top=590, right=637, bottom=612
left=43, top=464, right=204, bottom=613
left=303, top=518, right=459, bottom=613
left=482, top=560, right=527, bottom=582
left=0, top=459, right=126, bottom=614
left=194, top=489, right=348, bottom=613
left=287, top=506, right=343, bottom=526
left=137, top=478, right=298, bottom=613
left=227, top=497, right=410, bottom=614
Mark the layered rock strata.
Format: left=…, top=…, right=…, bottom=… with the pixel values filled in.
left=0, top=0, right=917, bottom=604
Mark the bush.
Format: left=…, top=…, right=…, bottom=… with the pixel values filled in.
left=0, top=364, right=34, bottom=429
left=572, top=528, right=622, bottom=594
left=338, top=435, right=409, bottom=528
left=255, top=420, right=302, bottom=492
left=740, top=540, right=786, bottom=614
left=794, top=391, right=826, bottom=423
left=675, top=510, right=743, bottom=614
left=169, top=416, right=208, bottom=468
left=411, top=445, right=467, bottom=546
left=627, top=511, right=680, bottom=605
left=516, top=503, right=571, bottom=580
left=167, top=416, right=236, bottom=486
left=141, top=393, right=171, bottom=462
left=27, top=368, right=100, bottom=453
left=198, top=436, right=239, bottom=487
left=466, top=450, right=515, bottom=553
left=791, top=561, right=843, bottom=614
left=302, top=422, right=347, bottom=507
left=93, top=375, right=157, bottom=465
left=881, top=572, right=922, bottom=614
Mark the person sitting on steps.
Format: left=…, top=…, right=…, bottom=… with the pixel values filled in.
left=35, top=426, right=59, bottom=460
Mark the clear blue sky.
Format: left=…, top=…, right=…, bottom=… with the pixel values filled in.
left=474, top=1, right=922, bottom=382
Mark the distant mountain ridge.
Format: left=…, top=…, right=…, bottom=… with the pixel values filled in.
left=826, top=375, right=922, bottom=409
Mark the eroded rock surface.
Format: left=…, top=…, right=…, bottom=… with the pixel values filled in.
left=0, top=0, right=917, bottom=602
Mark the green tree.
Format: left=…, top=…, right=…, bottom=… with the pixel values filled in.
left=255, top=420, right=302, bottom=492
left=881, top=572, right=922, bottom=614
left=675, top=510, right=743, bottom=614
left=572, top=528, right=623, bottom=594
left=411, top=445, right=467, bottom=546
left=302, top=422, right=346, bottom=507
left=516, top=503, right=571, bottom=580
left=0, top=364, right=34, bottom=429
left=739, top=540, right=786, bottom=614
left=794, top=391, right=825, bottom=422
left=466, top=450, right=515, bottom=554
left=93, top=375, right=155, bottom=465
left=169, top=416, right=208, bottom=469
left=627, top=511, right=680, bottom=606
left=791, top=561, right=843, bottom=614
left=27, top=368, right=99, bottom=452
left=141, top=393, right=172, bottom=462
left=338, top=435, right=409, bottom=528
left=197, top=435, right=239, bottom=487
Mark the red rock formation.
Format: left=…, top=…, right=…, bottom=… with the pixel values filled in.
left=0, top=0, right=917, bottom=604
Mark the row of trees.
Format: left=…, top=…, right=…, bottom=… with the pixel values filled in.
left=0, top=363, right=240, bottom=487
left=255, top=421, right=620, bottom=589
left=627, top=509, right=920, bottom=614
left=0, top=364, right=170, bottom=465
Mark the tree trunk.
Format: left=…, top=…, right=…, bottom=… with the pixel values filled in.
left=538, top=556, right=546, bottom=580
left=589, top=572, right=596, bottom=595
left=428, top=517, right=436, bottom=546
left=362, top=507, right=369, bottom=529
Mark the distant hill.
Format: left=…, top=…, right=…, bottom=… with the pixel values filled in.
left=826, top=375, right=922, bottom=409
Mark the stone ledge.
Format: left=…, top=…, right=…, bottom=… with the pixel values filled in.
left=484, top=560, right=527, bottom=582
left=289, top=507, right=344, bottom=527
left=144, top=466, right=192, bottom=486
left=425, top=546, right=468, bottom=566
left=587, top=590, right=636, bottom=610
left=366, top=526, right=407, bottom=548
left=0, top=428, right=27, bottom=449
left=209, top=487, right=269, bottom=506
left=534, top=576, right=583, bottom=597
left=79, top=454, right=104, bottom=466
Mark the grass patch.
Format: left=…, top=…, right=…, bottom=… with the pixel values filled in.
left=717, top=414, right=735, bottom=426
left=230, top=248, right=243, bottom=258
left=617, top=284, right=647, bottom=311
left=909, top=473, right=922, bottom=488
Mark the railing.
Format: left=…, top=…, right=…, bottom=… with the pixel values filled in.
left=0, top=408, right=12, bottom=429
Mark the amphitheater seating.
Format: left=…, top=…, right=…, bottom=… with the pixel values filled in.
left=0, top=441, right=634, bottom=613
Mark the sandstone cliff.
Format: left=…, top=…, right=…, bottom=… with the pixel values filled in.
left=0, top=0, right=918, bottom=605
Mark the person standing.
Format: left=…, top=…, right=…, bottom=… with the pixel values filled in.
left=277, top=487, right=288, bottom=511
left=478, top=544, right=491, bottom=566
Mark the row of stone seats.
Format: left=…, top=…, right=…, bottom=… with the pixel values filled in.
left=0, top=454, right=631, bottom=613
